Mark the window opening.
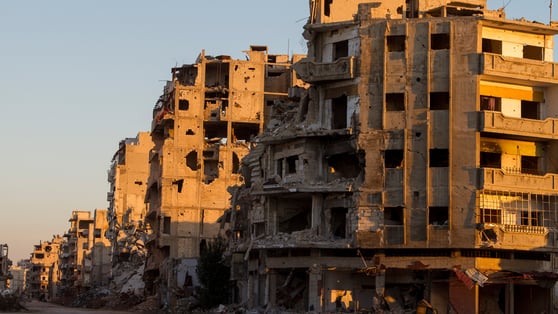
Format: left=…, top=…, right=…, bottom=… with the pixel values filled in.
left=204, top=159, right=219, bottom=184
left=428, top=207, right=449, bottom=226
left=324, top=0, right=333, bottom=16
left=480, top=152, right=501, bottom=169
left=178, top=99, right=189, bottom=111
left=385, top=150, right=404, bottom=168
left=232, top=152, right=240, bottom=174
left=384, top=207, right=404, bottom=225
left=277, top=197, right=312, bottom=233
left=333, top=40, right=349, bottom=60
left=204, top=121, right=227, bottom=141
left=186, top=151, right=199, bottom=171
left=482, top=39, right=502, bottom=54
left=429, top=149, right=449, bottom=167
left=431, top=33, right=450, bottom=50
left=286, top=156, right=298, bottom=174
left=523, top=45, right=544, bottom=61
left=387, top=35, right=406, bottom=52
left=276, top=158, right=283, bottom=178
left=163, top=217, right=171, bottom=234
left=430, top=92, right=449, bottom=110
left=331, top=207, right=348, bottom=238
left=331, top=95, right=348, bottom=129
left=232, top=122, right=259, bottom=142
left=327, top=153, right=360, bottom=179
left=386, top=93, right=405, bottom=111
left=521, top=156, right=539, bottom=175
left=480, top=96, right=502, bottom=111
left=521, top=100, right=539, bottom=119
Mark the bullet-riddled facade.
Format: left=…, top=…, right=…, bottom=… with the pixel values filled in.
left=28, top=236, right=64, bottom=301
left=144, top=46, right=301, bottom=306
left=60, top=210, right=93, bottom=296
left=231, top=1, right=558, bottom=312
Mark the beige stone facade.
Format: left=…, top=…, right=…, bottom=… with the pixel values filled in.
left=60, top=210, right=93, bottom=296
left=230, top=1, right=558, bottom=312
left=143, top=46, right=302, bottom=307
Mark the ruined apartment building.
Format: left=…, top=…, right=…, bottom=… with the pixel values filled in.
left=28, top=236, right=64, bottom=301
left=144, top=46, right=303, bottom=306
left=230, top=0, right=558, bottom=312
left=107, top=132, right=153, bottom=263
left=87, top=209, right=112, bottom=287
left=60, top=210, right=93, bottom=296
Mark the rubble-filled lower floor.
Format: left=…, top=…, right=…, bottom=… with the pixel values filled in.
left=232, top=249, right=556, bottom=313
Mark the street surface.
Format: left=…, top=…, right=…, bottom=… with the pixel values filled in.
left=2, top=300, right=132, bottom=313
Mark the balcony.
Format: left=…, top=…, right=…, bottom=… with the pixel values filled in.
left=480, top=111, right=558, bottom=139
left=293, top=56, right=356, bottom=83
left=480, top=53, right=558, bottom=84
left=481, top=168, right=558, bottom=193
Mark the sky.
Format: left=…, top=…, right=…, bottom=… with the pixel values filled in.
left=0, top=0, right=553, bottom=262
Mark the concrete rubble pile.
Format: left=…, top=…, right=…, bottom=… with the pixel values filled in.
left=0, top=290, right=26, bottom=312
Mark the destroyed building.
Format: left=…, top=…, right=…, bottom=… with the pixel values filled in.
left=143, top=46, right=303, bottom=309
left=229, top=0, right=558, bottom=312
left=86, top=209, right=112, bottom=287
left=107, top=132, right=153, bottom=264
left=60, top=210, right=94, bottom=297
left=27, top=236, right=64, bottom=301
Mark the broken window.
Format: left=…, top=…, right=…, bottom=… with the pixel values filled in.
left=178, top=99, right=189, bottom=111
left=333, top=40, right=349, bottom=60
left=480, top=208, right=501, bottom=224
left=386, top=93, right=405, bottom=111
left=429, top=149, right=449, bottom=167
left=327, top=153, right=360, bottom=179
left=232, top=152, right=240, bottom=174
left=387, top=35, right=406, bottom=52
left=384, top=207, right=404, bottom=244
left=480, top=96, right=502, bottom=111
left=163, top=217, right=171, bottom=234
left=232, top=122, right=259, bottom=142
left=286, top=156, right=298, bottom=174
left=384, top=207, right=404, bottom=225
left=521, top=211, right=541, bottom=226
left=431, top=33, right=450, bottom=50
left=331, top=95, right=348, bottom=129
left=276, top=158, right=283, bottom=178
left=384, top=150, right=404, bottom=168
left=521, top=100, right=539, bottom=119
left=482, top=39, right=502, bottom=54
left=523, top=45, right=544, bottom=61
left=277, top=197, right=312, bottom=233
left=186, top=151, right=199, bottom=171
left=35, top=253, right=44, bottom=259
left=205, top=62, right=230, bottom=88
left=203, top=148, right=220, bottom=184
left=94, top=229, right=101, bottom=238
left=204, top=121, right=227, bottom=141
left=331, top=207, right=347, bottom=238
left=324, top=0, right=333, bottom=16
left=186, top=129, right=195, bottom=135
left=480, top=152, right=501, bottom=169
left=78, top=221, right=89, bottom=229
left=521, top=156, right=539, bottom=175
left=430, top=92, right=449, bottom=110
left=428, top=207, right=449, bottom=226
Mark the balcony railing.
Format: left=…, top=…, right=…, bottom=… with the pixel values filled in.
left=480, top=111, right=558, bottom=139
left=293, top=56, right=356, bottom=83
left=481, top=168, right=558, bottom=193
left=481, top=53, right=558, bottom=84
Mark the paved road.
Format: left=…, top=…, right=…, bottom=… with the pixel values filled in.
left=2, top=300, right=132, bottom=313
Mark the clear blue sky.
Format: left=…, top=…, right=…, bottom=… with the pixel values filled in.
left=0, top=0, right=552, bottom=262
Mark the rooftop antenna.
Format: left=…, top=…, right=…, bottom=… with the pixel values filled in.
left=551, top=0, right=553, bottom=24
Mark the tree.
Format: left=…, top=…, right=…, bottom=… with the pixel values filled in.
left=196, top=236, right=230, bottom=308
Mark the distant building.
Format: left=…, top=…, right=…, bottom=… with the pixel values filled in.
left=107, top=132, right=153, bottom=263
left=8, top=260, right=29, bottom=294
left=88, top=209, right=112, bottom=287
left=144, top=46, right=303, bottom=308
left=28, top=236, right=64, bottom=301
left=60, top=210, right=93, bottom=296
left=230, top=0, right=558, bottom=312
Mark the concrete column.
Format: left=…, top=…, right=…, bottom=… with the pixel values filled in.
left=308, top=264, right=323, bottom=312
left=267, top=269, right=278, bottom=307
left=311, top=195, right=323, bottom=232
